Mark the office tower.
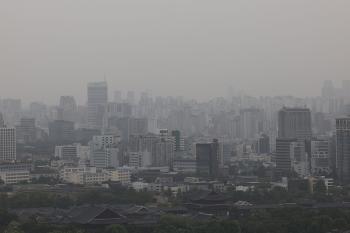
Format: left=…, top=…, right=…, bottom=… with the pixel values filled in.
left=322, top=80, right=336, bottom=99
left=290, top=141, right=309, bottom=177
left=0, top=113, right=4, bottom=128
left=2, top=99, right=21, bottom=126
left=278, top=107, right=312, bottom=141
left=106, top=102, right=132, bottom=118
left=87, top=81, right=108, bottom=129
left=196, top=139, right=220, bottom=177
left=128, top=151, right=152, bottom=168
left=171, top=130, right=185, bottom=152
left=108, top=117, right=148, bottom=141
left=313, top=112, right=332, bottom=135
left=128, top=134, right=159, bottom=154
left=257, top=134, right=270, bottom=154
left=0, top=114, right=16, bottom=162
left=59, top=96, right=77, bottom=122
left=55, top=145, right=78, bottom=161
left=153, top=139, right=174, bottom=167
left=48, top=120, right=75, bottom=144
left=240, top=108, right=262, bottom=139
left=311, top=139, right=330, bottom=175
left=29, top=102, right=47, bottom=127
left=275, top=138, right=297, bottom=173
left=336, top=118, right=350, bottom=184
left=90, top=135, right=120, bottom=168
left=16, top=118, right=36, bottom=144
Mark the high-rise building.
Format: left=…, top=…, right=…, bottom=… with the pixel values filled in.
left=0, top=113, right=4, bottom=128
left=240, top=108, right=263, bottom=139
left=153, top=139, right=174, bottom=167
left=0, top=113, right=16, bottom=162
left=311, top=139, right=330, bottom=175
left=257, top=134, right=270, bottom=154
left=128, top=151, right=152, bottom=168
left=196, top=139, right=220, bottom=177
left=336, top=118, right=350, bottom=184
left=322, top=80, right=336, bottom=99
left=16, top=118, right=36, bottom=144
left=59, top=96, right=77, bottom=122
left=278, top=107, right=312, bottom=141
left=108, top=117, right=148, bottom=140
left=90, top=135, right=120, bottom=168
left=87, top=82, right=108, bottom=129
left=49, top=120, right=75, bottom=144
left=55, top=145, right=78, bottom=161
left=171, top=130, right=185, bottom=152
left=275, top=138, right=297, bottom=173
left=290, top=141, right=309, bottom=177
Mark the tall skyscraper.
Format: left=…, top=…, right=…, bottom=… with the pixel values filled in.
left=239, top=108, right=262, bottom=139
left=0, top=113, right=4, bottom=128
left=322, top=80, right=336, bottom=99
left=0, top=113, right=16, bottom=162
left=87, top=82, right=108, bottom=129
left=59, top=96, right=77, bottom=122
left=278, top=107, right=312, bottom=141
left=196, top=139, right=220, bottom=177
left=275, top=138, right=297, bottom=173
left=16, top=118, right=36, bottom=144
left=311, top=139, right=330, bottom=175
left=336, top=117, right=350, bottom=184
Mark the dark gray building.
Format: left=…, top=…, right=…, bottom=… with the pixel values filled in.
left=196, top=139, right=219, bottom=177
left=275, top=138, right=297, bottom=173
left=278, top=107, right=312, bottom=141
left=49, top=120, right=74, bottom=144
left=87, top=82, right=108, bottom=129
left=336, top=117, right=350, bottom=184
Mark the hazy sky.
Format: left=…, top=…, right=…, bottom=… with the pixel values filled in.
left=1, top=0, right=350, bottom=105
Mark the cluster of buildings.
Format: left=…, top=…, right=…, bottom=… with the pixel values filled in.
left=1, top=79, right=350, bottom=191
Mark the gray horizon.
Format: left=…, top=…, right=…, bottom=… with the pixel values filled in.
left=1, top=0, right=350, bottom=105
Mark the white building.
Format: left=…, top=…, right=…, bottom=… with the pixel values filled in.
left=311, top=140, right=330, bottom=175
left=290, top=142, right=309, bottom=177
left=0, top=170, right=30, bottom=184
left=90, top=135, right=120, bottom=168
left=128, top=151, right=152, bottom=168
left=132, top=181, right=149, bottom=192
left=104, top=167, right=131, bottom=185
left=0, top=125, right=16, bottom=162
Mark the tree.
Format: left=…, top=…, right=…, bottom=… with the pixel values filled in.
left=4, top=221, right=24, bottom=233
left=154, top=215, right=195, bottom=233
left=105, top=225, right=128, bottom=233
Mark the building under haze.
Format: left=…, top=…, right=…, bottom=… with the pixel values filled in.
left=49, top=120, right=75, bottom=144
left=0, top=113, right=16, bottom=162
left=336, top=117, right=350, bottom=184
left=278, top=107, right=312, bottom=141
left=59, top=96, right=77, bottom=122
left=196, top=139, right=220, bottom=177
left=16, top=118, right=36, bottom=144
left=87, top=81, right=108, bottom=129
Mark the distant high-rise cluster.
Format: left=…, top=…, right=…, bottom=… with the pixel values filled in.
left=2, top=79, right=350, bottom=186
